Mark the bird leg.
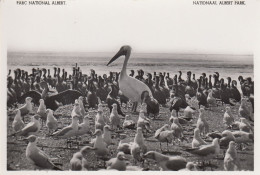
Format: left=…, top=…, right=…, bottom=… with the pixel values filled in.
left=160, top=142, right=162, bottom=151
left=166, top=141, right=169, bottom=152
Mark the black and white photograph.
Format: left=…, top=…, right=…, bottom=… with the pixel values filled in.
left=1, top=0, right=258, bottom=172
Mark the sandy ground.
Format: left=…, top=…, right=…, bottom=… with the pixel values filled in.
left=7, top=98, right=254, bottom=171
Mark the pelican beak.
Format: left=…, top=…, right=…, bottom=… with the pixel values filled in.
left=107, top=47, right=126, bottom=66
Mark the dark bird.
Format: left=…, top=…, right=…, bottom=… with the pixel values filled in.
left=19, top=82, right=83, bottom=111
left=141, top=91, right=160, bottom=118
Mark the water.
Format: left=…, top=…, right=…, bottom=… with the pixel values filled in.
left=7, top=51, right=253, bottom=83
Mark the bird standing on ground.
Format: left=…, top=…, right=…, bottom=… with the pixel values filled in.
left=123, top=115, right=135, bottom=129
left=102, top=125, right=113, bottom=146
left=12, top=109, right=24, bottom=132
left=77, top=115, right=91, bottom=137
left=170, top=118, right=184, bottom=144
left=239, top=98, right=253, bottom=121
left=155, top=124, right=174, bottom=151
left=192, top=128, right=207, bottom=148
left=196, top=108, right=209, bottom=137
left=37, top=99, right=47, bottom=125
left=109, top=104, right=121, bottom=130
left=134, top=127, right=147, bottom=154
left=143, top=151, right=187, bottom=171
left=70, top=152, right=83, bottom=171
left=18, top=97, right=33, bottom=121
left=224, top=141, right=241, bottom=171
left=223, top=106, right=235, bottom=129
left=26, top=135, right=62, bottom=170
left=46, top=109, right=58, bottom=134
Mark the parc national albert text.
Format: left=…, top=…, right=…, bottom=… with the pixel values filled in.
left=17, top=1, right=66, bottom=5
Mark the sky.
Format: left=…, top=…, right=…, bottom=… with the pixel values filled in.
left=2, top=0, right=259, bottom=54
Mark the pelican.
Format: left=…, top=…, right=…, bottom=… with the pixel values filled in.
left=107, top=46, right=152, bottom=112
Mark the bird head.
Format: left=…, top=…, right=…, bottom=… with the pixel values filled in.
left=103, top=125, right=112, bottom=132
left=107, top=45, right=132, bottom=66
left=93, top=129, right=102, bottom=136
left=117, top=152, right=127, bottom=161
left=194, top=128, right=200, bottom=138
left=212, top=138, right=220, bottom=146
left=33, top=115, right=40, bottom=120
left=46, top=109, right=53, bottom=116
left=143, top=151, right=155, bottom=160
left=25, top=135, right=37, bottom=143
left=186, top=162, right=198, bottom=171
left=225, top=106, right=231, bottom=112
left=137, top=127, right=143, bottom=134
left=25, top=97, right=32, bottom=102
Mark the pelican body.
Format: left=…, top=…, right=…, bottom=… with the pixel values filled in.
left=107, top=46, right=152, bottom=103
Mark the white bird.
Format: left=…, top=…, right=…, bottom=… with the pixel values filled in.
left=220, top=130, right=236, bottom=147
left=77, top=115, right=91, bottom=137
left=169, top=111, right=189, bottom=125
left=183, top=106, right=195, bottom=120
left=70, top=152, right=83, bottom=171
left=12, top=109, right=24, bottom=132
left=12, top=115, right=41, bottom=137
left=232, top=131, right=253, bottom=145
left=143, top=151, right=187, bottom=171
left=185, top=138, right=220, bottom=163
left=18, top=97, right=33, bottom=120
left=25, top=135, right=61, bottom=170
left=207, top=89, right=217, bottom=108
left=123, top=115, right=135, bottom=129
left=46, top=109, right=58, bottom=134
left=137, top=109, right=151, bottom=132
left=106, top=152, right=127, bottom=171
left=93, top=129, right=109, bottom=158
left=224, top=141, right=241, bottom=171
left=134, top=127, right=147, bottom=153
left=223, top=106, right=235, bottom=128
left=192, top=128, right=207, bottom=148
left=37, top=99, right=47, bottom=124
left=154, top=124, right=174, bottom=151
left=170, top=118, right=184, bottom=144
left=102, top=125, right=113, bottom=145
left=52, top=115, right=79, bottom=144
left=196, top=108, right=209, bottom=136
left=107, top=46, right=153, bottom=112
left=239, top=98, right=252, bottom=121
left=109, top=103, right=121, bottom=130
left=95, top=108, right=106, bottom=131
left=71, top=100, right=82, bottom=118
left=238, top=118, right=253, bottom=133
left=78, top=96, right=86, bottom=116
left=130, top=142, right=143, bottom=163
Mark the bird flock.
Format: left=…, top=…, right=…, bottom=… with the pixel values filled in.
left=7, top=49, right=254, bottom=171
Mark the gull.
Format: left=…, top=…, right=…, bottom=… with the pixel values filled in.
left=46, top=109, right=58, bottom=134
left=220, top=130, right=236, bottom=148
left=207, top=89, right=217, bottom=109
left=37, top=99, right=47, bottom=125
left=95, top=108, right=106, bottom=131
left=106, top=152, right=127, bottom=171
left=18, top=97, right=33, bottom=121
left=70, top=152, right=83, bottom=171
left=170, top=118, right=184, bottom=144
left=154, top=124, right=174, bottom=151
left=25, top=135, right=62, bottom=170
left=179, top=162, right=198, bottom=171
left=232, top=130, right=253, bottom=150
left=52, top=115, right=79, bottom=148
left=185, top=138, right=220, bottom=164
left=109, top=103, right=121, bottom=130
left=192, top=128, right=207, bottom=148
left=223, top=106, right=235, bottom=129
left=224, top=141, right=241, bottom=171
left=239, top=98, right=252, bottom=121
left=71, top=100, right=82, bottom=118
left=77, top=115, right=91, bottom=137
left=137, top=109, right=151, bottom=133
left=169, top=110, right=189, bottom=125
left=196, top=108, right=209, bottom=137
left=78, top=96, right=86, bottom=116
left=123, top=115, right=135, bottom=129
left=183, top=106, right=195, bottom=121
left=93, top=129, right=109, bottom=161
left=130, top=142, right=143, bottom=164
left=143, top=151, right=187, bottom=171
left=134, top=127, right=147, bottom=153
left=12, top=109, right=24, bottom=132
left=102, top=125, right=113, bottom=146
left=11, top=115, right=41, bottom=137
left=238, top=118, right=253, bottom=133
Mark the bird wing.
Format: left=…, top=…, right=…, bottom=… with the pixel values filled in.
left=165, top=157, right=187, bottom=171
left=18, top=91, right=41, bottom=104
left=49, top=90, right=83, bottom=105
left=53, top=126, right=73, bottom=137
left=20, top=122, right=38, bottom=135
